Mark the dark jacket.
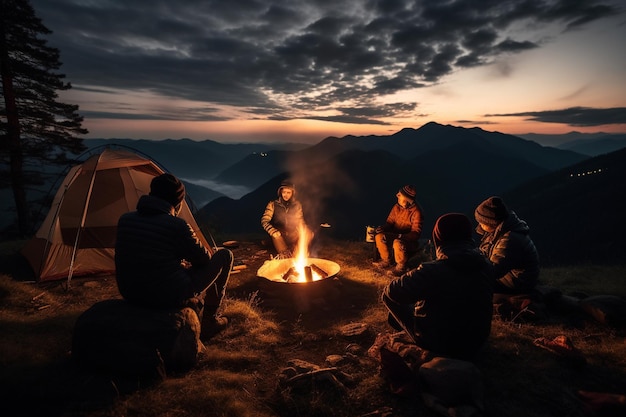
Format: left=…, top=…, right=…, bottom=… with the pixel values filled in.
left=261, top=197, right=305, bottom=240
left=477, top=211, right=540, bottom=292
left=115, top=195, right=212, bottom=308
left=383, top=242, right=493, bottom=360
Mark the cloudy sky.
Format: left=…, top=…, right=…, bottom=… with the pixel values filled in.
left=30, top=0, right=626, bottom=143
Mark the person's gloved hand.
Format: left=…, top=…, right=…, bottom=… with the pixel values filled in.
left=375, top=226, right=384, bottom=234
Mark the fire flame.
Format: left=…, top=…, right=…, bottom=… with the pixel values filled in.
left=290, top=224, right=316, bottom=282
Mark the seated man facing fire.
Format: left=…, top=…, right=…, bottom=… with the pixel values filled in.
left=474, top=196, right=540, bottom=295
left=115, top=173, right=234, bottom=339
left=261, top=179, right=312, bottom=259
left=381, top=213, right=494, bottom=361
left=372, top=184, right=424, bottom=276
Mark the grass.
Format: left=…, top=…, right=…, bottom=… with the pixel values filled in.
left=1, top=238, right=625, bottom=417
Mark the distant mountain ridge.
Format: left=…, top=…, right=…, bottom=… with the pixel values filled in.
left=4, top=122, right=621, bottom=268
left=310, top=122, right=584, bottom=171
left=518, top=132, right=626, bottom=156
left=84, top=138, right=308, bottom=179
left=503, top=147, right=626, bottom=265
left=556, top=134, right=626, bottom=156
left=196, top=123, right=597, bottom=261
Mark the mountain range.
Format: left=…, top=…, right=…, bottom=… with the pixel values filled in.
left=519, top=132, right=626, bottom=156
left=502, top=146, right=626, bottom=266
left=194, top=123, right=624, bottom=266
left=3, top=122, right=625, bottom=266
left=193, top=123, right=589, bottom=243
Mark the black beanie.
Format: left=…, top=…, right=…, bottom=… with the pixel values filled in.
left=432, top=213, right=473, bottom=247
left=150, top=173, right=186, bottom=208
left=399, top=184, right=416, bottom=200
left=474, top=196, right=509, bottom=227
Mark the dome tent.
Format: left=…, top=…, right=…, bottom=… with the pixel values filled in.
left=21, top=147, right=213, bottom=284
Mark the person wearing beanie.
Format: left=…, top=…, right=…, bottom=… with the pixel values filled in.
left=372, top=184, right=424, bottom=276
left=149, top=173, right=186, bottom=211
left=474, top=196, right=540, bottom=295
left=261, top=178, right=312, bottom=258
left=115, top=173, right=234, bottom=339
left=381, top=213, right=493, bottom=361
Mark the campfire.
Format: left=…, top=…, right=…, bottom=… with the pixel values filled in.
left=258, top=224, right=340, bottom=283
left=257, top=257, right=340, bottom=284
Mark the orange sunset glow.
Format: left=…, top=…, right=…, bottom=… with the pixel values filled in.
left=30, top=0, right=625, bottom=143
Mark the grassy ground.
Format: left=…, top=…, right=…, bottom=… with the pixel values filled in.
left=1, top=238, right=625, bottom=417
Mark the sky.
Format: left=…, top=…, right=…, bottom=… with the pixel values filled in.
left=29, top=0, right=626, bottom=144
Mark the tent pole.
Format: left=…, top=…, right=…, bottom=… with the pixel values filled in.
left=66, top=154, right=101, bottom=290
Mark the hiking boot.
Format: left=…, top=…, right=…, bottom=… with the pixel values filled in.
left=372, top=259, right=392, bottom=269
left=201, top=315, right=229, bottom=339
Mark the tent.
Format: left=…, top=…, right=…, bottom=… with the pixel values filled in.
left=21, top=148, right=213, bottom=283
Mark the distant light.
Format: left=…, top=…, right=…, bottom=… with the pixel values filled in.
left=569, top=167, right=606, bottom=178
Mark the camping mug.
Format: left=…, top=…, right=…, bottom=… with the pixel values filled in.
left=366, top=226, right=376, bottom=243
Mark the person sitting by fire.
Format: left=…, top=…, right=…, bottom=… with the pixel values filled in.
left=474, top=196, right=540, bottom=296
left=261, top=179, right=312, bottom=259
left=381, top=213, right=494, bottom=361
left=372, top=184, right=424, bottom=276
left=115, top=173, right=234, bottom=340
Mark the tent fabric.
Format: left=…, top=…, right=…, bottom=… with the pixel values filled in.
left=21, top=148, right=212, bottom=282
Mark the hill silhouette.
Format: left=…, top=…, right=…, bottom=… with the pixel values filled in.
left=211, top=122, right=585, bottom=190
left=198, top=135, right=575, bottom=243
left=503, top=147, right=626, bottom=266
left=197, top=124, right=625, bottom=266
left=557, top=134, right=626, bottom=157
left=84, top=138, right=307, bottom=180
left=2, top=123, right=604, bottom=259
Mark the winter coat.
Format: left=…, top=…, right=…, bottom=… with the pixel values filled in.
left=477, top=211, right=540, bottom=292
left=261, top=197, right=305, bottom=241
left=381, top=201, right=424, bottom=243
left=383, top=242, right=493, bottom=360
left=115, top=194, right=212, bottom=308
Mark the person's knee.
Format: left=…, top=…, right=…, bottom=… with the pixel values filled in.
left=214, top=248, right=234, bottom=265
left=381, top=291, right=394, bottom=308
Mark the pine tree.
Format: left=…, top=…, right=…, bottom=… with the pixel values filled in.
left=1, top=0, right=87, bottom=235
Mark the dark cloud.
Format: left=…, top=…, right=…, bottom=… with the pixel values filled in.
left=30, top=0, right=621, bottom=125
left=486, top=107, right=626, bottom=127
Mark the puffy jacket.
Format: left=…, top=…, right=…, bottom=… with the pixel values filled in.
left=115, top=195, right=212, bottom=308
left=261, top=197, right=305, bottom=239
left=381, top=201, right=424, bottom=243
left=477, top=211, right=540, bottom=292
left=383, top=242, right=493, bottom=360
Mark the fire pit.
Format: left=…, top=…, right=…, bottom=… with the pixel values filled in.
left=256, top=257, right=341, bottom=313
left=257, top=257, right=340, bottom=283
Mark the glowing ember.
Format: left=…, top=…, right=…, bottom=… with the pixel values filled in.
left=282, top=262, right=329, bottom=282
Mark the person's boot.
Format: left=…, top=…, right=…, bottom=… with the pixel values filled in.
left=372, top=259, right=392, bottom=269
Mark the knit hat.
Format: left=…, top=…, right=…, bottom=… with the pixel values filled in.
left=150, top=173, right=186, bottom=208
left=432, top=213, right=473, bottom=247
left=399, top=184, right=416, bottom=200
left=474, top=196, right=509, bottom=227
left=277, top=180, right=295, bottom=197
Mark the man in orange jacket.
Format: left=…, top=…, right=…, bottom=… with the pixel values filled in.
left=372, top=184, right=424, bottom=276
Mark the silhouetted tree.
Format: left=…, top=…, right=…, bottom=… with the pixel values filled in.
left=1, top=0, right=87, bottom=235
